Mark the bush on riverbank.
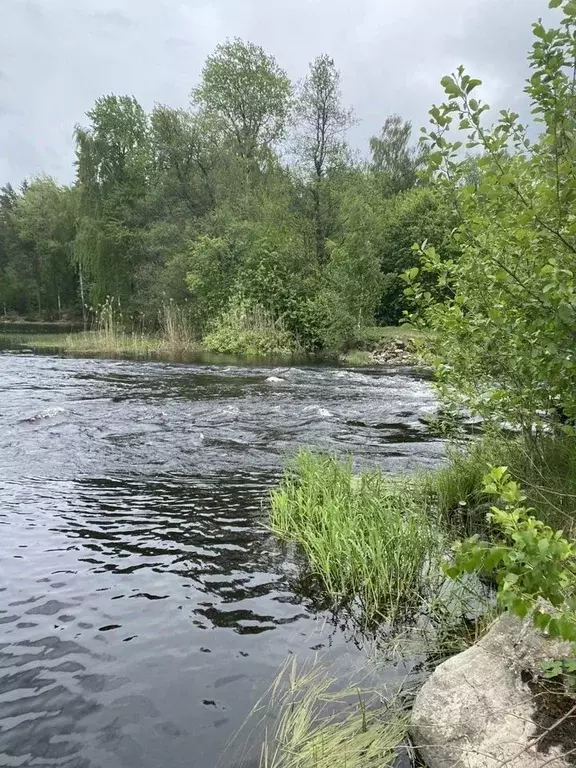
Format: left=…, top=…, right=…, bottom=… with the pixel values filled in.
left=427, top=433, right=576, bottom=537
left=203, top=301, right=302, bottom=357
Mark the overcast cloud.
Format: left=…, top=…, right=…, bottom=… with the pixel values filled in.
left=0, top=0, right=553, bottom=184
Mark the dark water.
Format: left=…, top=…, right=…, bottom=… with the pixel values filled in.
left=0, top=352, right=444, bottom=768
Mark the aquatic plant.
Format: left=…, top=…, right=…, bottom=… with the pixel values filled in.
left=271, top=450, right=441, bottom=624
left=258, top=658, right=410, bottom=768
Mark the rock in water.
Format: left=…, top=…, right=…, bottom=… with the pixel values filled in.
left=265, top=376, right=285, bottom=384
left=411, top=613, right=574, bottom=768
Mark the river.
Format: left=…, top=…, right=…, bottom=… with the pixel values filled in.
left=0, top=351, right=444, bottom=768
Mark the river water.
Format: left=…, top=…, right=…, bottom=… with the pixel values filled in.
left=0, top=351, right=444, bottom=768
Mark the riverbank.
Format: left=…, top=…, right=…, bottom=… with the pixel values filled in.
left=0, top=324, right=423, bottom=367
left=268, top=436, right=576, bottom=765
left=1, top=329, right=202, bottom=360
left=341, top=326, right=423, bottom=366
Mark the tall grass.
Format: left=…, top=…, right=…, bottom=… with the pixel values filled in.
left=10, top=298, right=201, bottom=360
left=425, top=432, right=576, bottom=536
left=271, top=451, right=442, bottom=625
left=158, top=300, right=197, bottom=354
left=251, top=658, right=410, bottom=768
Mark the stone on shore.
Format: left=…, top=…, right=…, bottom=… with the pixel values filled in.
left=411, top=613, right=575, bottom=768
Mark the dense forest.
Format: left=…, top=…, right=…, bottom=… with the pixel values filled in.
left=0, top=41, right=455, bottom=352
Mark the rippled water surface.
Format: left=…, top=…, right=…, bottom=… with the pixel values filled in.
left=0, top=352, right=443, bottom=768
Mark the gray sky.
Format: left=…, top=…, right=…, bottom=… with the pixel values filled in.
left=0, top=0, right=553, bottom=184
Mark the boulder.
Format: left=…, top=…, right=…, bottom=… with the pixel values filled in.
left=411, top=613, right=575, bottom=768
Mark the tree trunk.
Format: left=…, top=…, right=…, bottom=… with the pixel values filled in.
left=313, top=182, right=325, bottom=265
left=79, top=265, right=87, bottom=331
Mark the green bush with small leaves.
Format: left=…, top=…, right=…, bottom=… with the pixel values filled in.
left=406, top=0, right=576, bottom=434
left=446, top=466, right=576, bottom=647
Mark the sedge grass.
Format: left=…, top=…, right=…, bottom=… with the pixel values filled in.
left=270, top=451, right=442, bottom=625
left=251, top=658, right=410, bottom=768
left=424, top=432, right=576, bottom=536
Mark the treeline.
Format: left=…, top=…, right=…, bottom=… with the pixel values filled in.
left=0, top=40, right=456, bottom=351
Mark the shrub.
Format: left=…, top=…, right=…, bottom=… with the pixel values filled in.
left=406, top=1, right=576, bottom=435
left=446, top=466, right=576, bottom=647
left=426, top=433, right=576, bottom=536
left=203, top=299, right=301, bottom=356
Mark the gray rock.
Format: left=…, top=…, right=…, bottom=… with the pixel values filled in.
left=411, top=613, right=574, bottom=768
left=265, top=376, right=285, bottom=384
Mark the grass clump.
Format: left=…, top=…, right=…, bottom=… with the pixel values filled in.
left=157, top=299, right=198, bottom=354
left=203, top=301, right=301, bottom=357
left=257, top=658, right=410, bottom=768
left=270, top=451, right=441, bottom=625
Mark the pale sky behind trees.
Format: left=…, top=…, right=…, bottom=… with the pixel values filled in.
left=0, top=0, right=552, bottom=183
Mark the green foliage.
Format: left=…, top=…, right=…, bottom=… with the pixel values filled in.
left=270, top=450, right=440, bottom=624
left=185, top=235, right=235, bottom=329
left=407, top=3, right=576, bottom=431
left=1, top=36, right=426, bottom=345
left=369, top=115, right=425, bottom=196
left=294, top=55, right=353, bottom=265
left=203, top=299, right=300, bottom=356
left=374, top=188, right=456, bottom=325
left=325, top=192, right=383, bottom=330
left=150, top=106, right=217, bottom=216
left=0, top=179, right=78, bottom=318
left=446, top=466, right=576, bottom=646
left=541, top=658, right=576, bottom=692
left=75, top=95, right=151, bottom=307
left=192, top=38, right=292, bottom=161
left=427, top=432, right=576, bottom=537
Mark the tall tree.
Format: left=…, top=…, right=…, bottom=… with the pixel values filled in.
left=192, top=39, right=292, bottom=162
left=370, top=115, right=423, bottom=196
left=151, top=106, right=218, bottom=214
left=294, top=55, right=353, bottom=264
left=75, top=95, right=151, bottom=306
left=14, top=178, right=77, bottom=316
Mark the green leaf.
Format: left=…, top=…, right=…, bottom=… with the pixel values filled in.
left=441, top=76, right=461, bottom=98
left=512, top=598, right=530, bottom=619
left=533, top=611, right=552, bottom=632
left=505, top=571, right=520, bottom=583
left=548, top=0, right=562, bottom=6
left=465, top=79, right=482, bottom=93
left=558, top=616, right=576, bottom=642
left=533, top=23, right=546, bottom=39
left=548, top=617, right=561, bottom=638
